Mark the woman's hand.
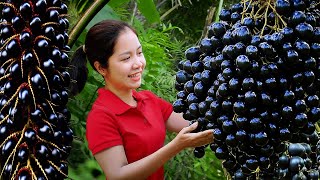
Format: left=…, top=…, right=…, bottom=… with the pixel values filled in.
left=172, top=122, right=214, bottom=150
left=94, top=121, right=213, bottom=180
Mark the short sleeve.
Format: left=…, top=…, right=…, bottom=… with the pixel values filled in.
left=86, top=105, right=123, bottom=155
left=142, top=91, right=173, bottom=122
left=157, top=96, right=173, bottom=122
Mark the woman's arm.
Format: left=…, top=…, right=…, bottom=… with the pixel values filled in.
left=165, top=111, right=190, bottom=133
left=94, top=122, right=213, bottom=180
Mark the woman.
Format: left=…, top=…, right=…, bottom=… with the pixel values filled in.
left=70, top=19, right=214, bottom=180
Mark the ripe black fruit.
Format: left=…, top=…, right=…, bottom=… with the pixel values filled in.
left=185, top=47, right=201, bottom=62
left=2, top=139, right=17, bottom=156
left=174, top=0, right=320, bottom=178
left=288, top=143, right=306, bottom=156
left=173, top=99, right=186, bottom=113
left=295, top=22, right=314, bottom=40
left=24, top=128, right=37, bottom=144
left=193, top=147, right=205, bottom=158
left=20, top=2, right=32, bottom=20
left=209, top=22, right=227, bottom=38
left=35, top=0, right=47, bottom=15
left=17, top=145, right=29, bottom=163
left=289, top=156, right=304, bottom=172
left=236, top=55, right=251, bottom=71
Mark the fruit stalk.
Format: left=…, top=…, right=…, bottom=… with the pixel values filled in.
left=0, top=0, right=73, bottom=179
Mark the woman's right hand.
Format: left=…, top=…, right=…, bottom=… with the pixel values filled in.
left=173, top=122, right=214, bottom=150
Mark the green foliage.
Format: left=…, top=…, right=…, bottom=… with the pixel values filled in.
left=164, top=142, right=225, bottom=180
left=108, top=0, right=131, bottom=7
left=137, top=0, right=160, bottom=23
left=159, top=0, right=240, bottom=45
left=65, top=0, right=232, bottom=179
left=160, top=0, right=216, bottom=44
left=67, top=0, right=93, bottom=14
left=105, top=0, right=161, bottom=24
left=68, top=158, right=105, bottom=180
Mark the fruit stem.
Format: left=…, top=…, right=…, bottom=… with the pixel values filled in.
left=0, top=2, right=17, bottom=11
left=0, top=73, right=10, bottom=82
left=215, top=0, right=224, bottom=22
left=48, top=160, right=68, bottom=178
left=28, top=72, right=37, bottom=110
left=68, top=0, right=110, bottom=48
left=30, top=154, right=48, bottom=180
left=36, top=67, right=52, bottom=101
left=232, top=114, right=238, bottom=121
left=242, top=0, right=288, bottom=35
left=315, top=123, right=320, bottom=132
left=241, top=0, right=252, bottom=22
left=0, top=129, right=24, bottom=179
left=36, top=135, right=66, bottom=153
left=267, top=2, right=287, bottom=28
left=0, top=87, right=20, bottom=114
left=0, top=34, right=19, bottom=51
left=260, top=0, right=271, bottom=36
left=10, top=162, right=20, bottom=180
left=0, top=114, right=9, bottom=125
left=28, top=161, right=37, bottom=180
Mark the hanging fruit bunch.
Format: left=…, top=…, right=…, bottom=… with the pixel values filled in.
left=173, top=0, right=320, bottom=179
left=0, top=0, right=72, bottom=179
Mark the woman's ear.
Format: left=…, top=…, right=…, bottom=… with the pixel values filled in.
left=94, top=61, right=107, bottom=76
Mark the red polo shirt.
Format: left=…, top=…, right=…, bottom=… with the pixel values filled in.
left=86, top=88, right=173, bottom=180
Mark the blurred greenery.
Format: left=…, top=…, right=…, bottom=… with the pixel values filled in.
left=158, top=0, right=217, bottom=44
left=65, top=0, right=236, bottom=179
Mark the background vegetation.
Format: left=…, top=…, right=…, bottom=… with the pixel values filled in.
left=65, top=0, right=236, bottom=179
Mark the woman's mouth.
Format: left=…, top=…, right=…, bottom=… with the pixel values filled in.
left=128, top=73, right=140, bottom=78
left=128, top=72, right=141, bottom=81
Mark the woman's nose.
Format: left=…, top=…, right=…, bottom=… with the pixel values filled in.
left=133, top=56, right=144, bottom=68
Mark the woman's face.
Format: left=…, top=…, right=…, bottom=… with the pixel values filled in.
left=104, top=28, right=146, bottom=91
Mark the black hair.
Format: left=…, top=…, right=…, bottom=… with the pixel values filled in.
left=68, top=20, right=137, bottom=96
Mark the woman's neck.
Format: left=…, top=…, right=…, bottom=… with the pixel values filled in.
left=105, top=85, right=137, bottom=107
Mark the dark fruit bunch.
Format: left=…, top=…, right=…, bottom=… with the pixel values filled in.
left=277, top=143, right=319, bottom=179
left=173, top=0, right=320, bottom=179
left=0, top=0, right=72, bottom=179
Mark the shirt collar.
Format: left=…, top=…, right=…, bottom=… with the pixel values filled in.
left=97, top=88, right=149, bottom=115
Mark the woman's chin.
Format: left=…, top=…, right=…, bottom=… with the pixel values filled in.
left=129, top=82, right=142, bottom=89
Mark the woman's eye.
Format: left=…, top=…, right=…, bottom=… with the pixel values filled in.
left=123, top=56, right=130, bottom=61
left=138, top=52, right=143, bottom=55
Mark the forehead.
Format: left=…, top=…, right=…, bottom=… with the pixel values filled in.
left=113, top=29, right=140, bottom=53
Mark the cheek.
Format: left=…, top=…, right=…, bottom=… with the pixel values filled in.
left=141, top=58, right=147, bottom=69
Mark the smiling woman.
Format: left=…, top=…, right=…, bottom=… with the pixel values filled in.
left=68, top=19, right=214, bottom=180
left=98, top=28, right=146, bottom=97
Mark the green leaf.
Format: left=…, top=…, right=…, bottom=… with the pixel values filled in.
left=86, top=5, right=120, bottom=30
left=137, top=0, right=160, bottom=23
left=108, top=0, right=130, bottom=7
left=78, top=0, right=90, bottom=13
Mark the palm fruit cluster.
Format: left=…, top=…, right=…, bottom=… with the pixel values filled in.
left=173, top=0, right=320, bottom=179
left=0, top=0, right=72, bottom=179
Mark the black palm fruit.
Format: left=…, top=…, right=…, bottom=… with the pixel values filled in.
left=174, top=0, right=320, bottom=178
left=276, top=0, right=291, bottom=16
left=173, top=99, right=187, bottom=113
left=219, top=9, right=231, bottom=21
left=0, top=1, right=71, bottom=179
left=185, top=47, right=201, bottom=62
left=193, top=146, right=205, bottom=158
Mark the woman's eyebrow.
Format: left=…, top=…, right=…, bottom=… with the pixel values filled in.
left=119, top=51, right=130, bottom=56
left=119, top=45, right=142, bottom=56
